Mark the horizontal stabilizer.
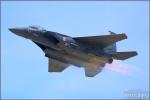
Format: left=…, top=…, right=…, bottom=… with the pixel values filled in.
left=84, top=63, right=105, bottom=77
left=112, top=51, right=138, bottom=60
left=74, top=33, right=127, bottom=48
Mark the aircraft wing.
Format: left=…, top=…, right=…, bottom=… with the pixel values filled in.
left=73, top=33, right=127, bottom=48
left=48, top=58, right=69, bottom=72
left=84, top=63, right=105, bottom=77
left=32, top=41, right=69, bottom=72
left=33, top=41, right=46, bottom=51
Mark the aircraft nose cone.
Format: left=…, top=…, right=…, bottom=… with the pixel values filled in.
left=9, top=28, right=26, bottom=36
left=9, top=27, right=29, bottom=38
left=9, top=28, right=22, bottom=34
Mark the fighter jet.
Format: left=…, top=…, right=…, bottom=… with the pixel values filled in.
left=9, top=26, right=137, bottom=77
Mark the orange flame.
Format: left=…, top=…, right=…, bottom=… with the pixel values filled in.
left=105, top=60, right=138, bottom=76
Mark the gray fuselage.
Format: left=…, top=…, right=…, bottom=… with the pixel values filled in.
left=9, top=26, right=112, bottom=68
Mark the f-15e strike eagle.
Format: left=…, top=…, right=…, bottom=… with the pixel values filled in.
left=9, top=26, right=137, bottom=77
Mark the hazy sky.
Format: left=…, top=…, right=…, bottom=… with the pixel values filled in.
left=1, top=1, right=149, bottom=99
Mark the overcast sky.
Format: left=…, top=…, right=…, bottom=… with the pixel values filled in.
left=1, top=1, right=149, bottom=99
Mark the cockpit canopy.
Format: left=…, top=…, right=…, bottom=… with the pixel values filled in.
left=28, top=25, right=46, bottom=32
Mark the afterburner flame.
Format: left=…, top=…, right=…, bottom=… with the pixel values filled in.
left=105, top=60, right=136, bottom=75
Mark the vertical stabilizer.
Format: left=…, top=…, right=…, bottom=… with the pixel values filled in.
left=104, top=31, right=117, bottom=54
